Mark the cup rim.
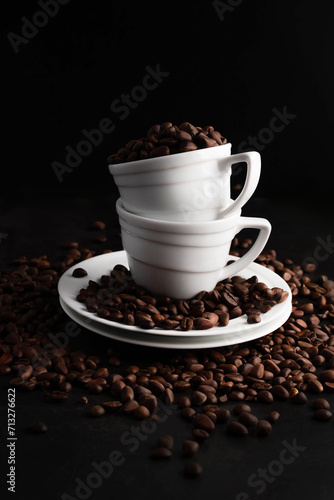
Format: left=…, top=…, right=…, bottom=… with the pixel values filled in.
left=108, top=143, right=232, bottom=175
left=116, top=198, right=241, bottom=234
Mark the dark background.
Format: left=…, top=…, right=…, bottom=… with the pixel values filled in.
left=1, top=2, right=334, bottom=500
left=2, top=0, right=334, bottom=200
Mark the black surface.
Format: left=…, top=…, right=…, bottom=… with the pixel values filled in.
left=0, top=195, right=334, bottom=500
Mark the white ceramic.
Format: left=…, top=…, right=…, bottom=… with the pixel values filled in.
left=116, top=199, right=271, bottom=299
left=57, top=251, right=292, bottom=349
left=108, top=143, right=261, bottom=222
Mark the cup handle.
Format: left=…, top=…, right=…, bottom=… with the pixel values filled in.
left=218, top=151, right=261, bottom=217
left=218, top=217, right=272, bottom=281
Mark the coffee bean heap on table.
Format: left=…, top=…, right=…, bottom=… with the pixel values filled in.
left=76, top=266, right=289, bottom=330
left=1, top=232, right=334, bottom=479
left=107, top=121, right=227, bottom=164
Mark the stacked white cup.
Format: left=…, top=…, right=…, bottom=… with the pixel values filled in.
left=109, top=141, right=271, bottom=299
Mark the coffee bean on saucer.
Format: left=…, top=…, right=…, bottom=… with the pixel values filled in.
left=72, top=268, right=88, bottom=278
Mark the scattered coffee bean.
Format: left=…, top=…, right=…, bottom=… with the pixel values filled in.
left=184, top=460, right=203, bottom=478
left=92, top=221, right=106, bottom=230
left=226, top=421, right=248, bottom=436
left=193, top=413, right=215, bottom=433
left=29, top=421, right=47, bottom=434
left=102, top=401, right=123, bottom=413
left=182, top=440, right=199, bottom=456
left=311, top=399, right=331, bottom=410
left=291, top=392, right=308, bottom=405
left=238, top=412, right=259, bottom=427
left=87, top=405, right=105, bottom=417
left=256, top=420, right=273, bottom=436
left=156, top=434, right=174, bottom=450
left=134, top=405, right=150, bottom=420
left=268, top=411, right=280, bottom=424
left=313, top=409, right=332, bottom=421
left=192, top=428, right=210, bottom=442
left=3, top=235, right=334, bottom=481
left=233, top=403, right=252, bottom=416
left=151, top=447, right=172, bottom=459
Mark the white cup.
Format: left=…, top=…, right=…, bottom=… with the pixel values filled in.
left=116, top=198, right=271, bottom=299
left=109, top=143, right=261, bottom=222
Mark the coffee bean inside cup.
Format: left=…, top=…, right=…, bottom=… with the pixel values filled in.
left=107, top=122, right=227, bottom=164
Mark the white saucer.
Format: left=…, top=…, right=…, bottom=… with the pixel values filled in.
left=57, top=251, right=292, bottom=349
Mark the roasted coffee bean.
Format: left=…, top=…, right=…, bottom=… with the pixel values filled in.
left=120, top=386, right=135, bottom=402
left=238, top=412, right=258, bottom=427
left=156, top=434, right=174, bottom=450
left=313, top=409, right=332, bottom=421
left=271, top=385, right=290, bottom=400
left=307, top=379, right=323, bottom=393
left=226, top=421, right=248, bottom=436
left=137, top=394, right=157, bottom=412
left=102, top=401, right=123, bottom=413
left=233, top=403, right=251, bottom=416
left=257, top=420, right=272, bottom=436
left=108, top=122, right=226, bottom=163
left=87, top=405, right=105, bottom=417
left=214, top=408, right=231, bottom=423
left=50, top=390, right=68, bottom=402
left=123, top=400, right=139, bottom=414
left=134, top=405, right=150, bottom=420
left=291, top=391, right=308, bottom=405
left=92, top=221, right=106, bottom=230
left=161, top=388, right=174, bottom=405
left=178, top=395, right=192, bottom=408
left=151, top=447, right=172, bottom=459
left=247, top=314, right=261, bottom=324
left=268, top=411, right=280, bottom=424
left=257, top=390, right=274, bottom=404
left=311, top=398, right=331, bottom=410
left=191, top=391, right=207, bottom=406
left=181, top=407, right=196, bottom=420
left=29, top=421, right=48, bottom=434
left=192, top=428, right=210, bottom=442
left=182, top=440, right=199, bottom=456
left=72, top=268, right=88, bottom=278
left=193, top=413, right=215, bottom=433
left=184, top=461, right=203, bottom=478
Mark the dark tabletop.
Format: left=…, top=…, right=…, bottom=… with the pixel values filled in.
left=1, top=194, right=334, bottom=500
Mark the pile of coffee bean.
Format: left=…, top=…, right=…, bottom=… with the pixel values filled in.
left=1, top=232, right=334, bottom=480
left=75, top=265, right=289, bottom=330
left=107, top=121, right=227, bottom=164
